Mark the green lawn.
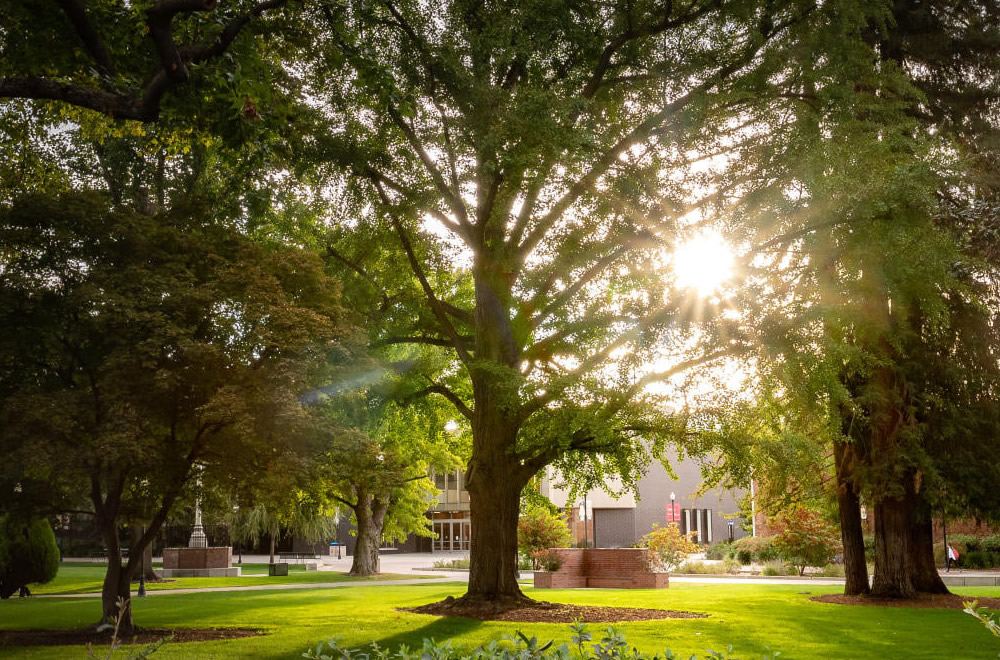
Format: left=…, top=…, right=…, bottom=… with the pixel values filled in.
left=31, top=562, right=424, bottom=595
left=2, top=582, right=999, bottom=659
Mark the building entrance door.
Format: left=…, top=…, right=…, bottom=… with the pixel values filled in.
left=432, top=519, right=471, bottom=551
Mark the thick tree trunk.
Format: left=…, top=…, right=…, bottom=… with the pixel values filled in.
left=908, top=494, right=949, bottom=594
left=129, top=524, right=160, bottom=582
left=833, top=440, right=870, bottom=595
left=269, top=534, right=276, bottom=565
left=349, top=495, right=388, bottom=576
left=466, top=469, right=525, bottom=604
left=871, top=490, right=916, bottom=599
left=462, top=410, right=531, bottom=606
left=98, top=520, right=135, bottom=634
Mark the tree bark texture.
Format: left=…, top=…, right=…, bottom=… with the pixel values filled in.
left=129, top=524, right=161, bottom=582
left=97, top=519, right=135, bottom=633
left=349, top=494, right=388, bottom=576
left=871, top=489, right=917, bottom=599
left=907, top=494, right=949, bottom=594
left=833, top=440, right=870, bottom=595
left=464, top=409, right=530, bottom=604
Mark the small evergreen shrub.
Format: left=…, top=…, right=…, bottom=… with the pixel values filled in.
left=0, top=515, right=60, bottom=599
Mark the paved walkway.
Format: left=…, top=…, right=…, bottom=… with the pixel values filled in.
left=48, top=552, right=998, bottom=598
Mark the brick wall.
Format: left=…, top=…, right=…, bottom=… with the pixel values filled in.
left=534, top=548, right=668, bottom=589
left=162, top=546, right=231, bottom=569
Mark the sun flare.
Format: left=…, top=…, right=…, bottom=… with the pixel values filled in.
left=672, top=231, right=734, bottom=296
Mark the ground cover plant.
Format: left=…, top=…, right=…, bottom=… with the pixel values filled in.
left=1, top=582, right=999, bottom=658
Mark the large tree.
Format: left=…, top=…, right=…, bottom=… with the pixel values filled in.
left=304, top=0, right=881, bottom=606
left=695, top=0, right=1000, bottom=599
left=0, top=192, right=345, bottom=632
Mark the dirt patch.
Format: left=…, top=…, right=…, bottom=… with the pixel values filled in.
left=403, top=598, right=706, bottom=623
left=811, top=593, right=1000, bottom=609
left=0, top=627, right=264, bottom=647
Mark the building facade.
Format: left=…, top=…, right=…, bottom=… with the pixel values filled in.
left=542, top=453, right=749, bottom=548
left=327, top=452, right=747, bottom=555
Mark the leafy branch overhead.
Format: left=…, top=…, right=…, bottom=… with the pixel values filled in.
left=0, top=0, right=293, bottom=121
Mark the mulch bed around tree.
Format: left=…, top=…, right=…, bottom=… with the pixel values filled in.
left=811, top=593, right=1000, bottom=609
left=0, top=627, right=264, bottom=647
left=403, top=599, right=707, bottom=623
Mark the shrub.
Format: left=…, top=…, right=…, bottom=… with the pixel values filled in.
left=0, top=515, right=60, bottom=599
left=518, top=506, right=572, bottom=567
left=705, top=541, right=733, bottom=560
left=863, top=535, right=875, bottom=563
left=530, top=549, right=563, bottom=572
left=677, top=559, right=740, bottom=575
left=771, top=507, right=841, bottom=576
left=815, top=563, right=847, bottom=578
left=432, top=558, right=470, bottom=569
left=731, top=535, right=781, bottom=565
left=305, top=620, right=780, bottom=660
left=963, top=550, right=991, bottom=570
left=639, top=523, right=699, bottom=573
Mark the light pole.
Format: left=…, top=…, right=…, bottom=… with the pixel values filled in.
left=728, top=520, right=734, bottom=542
left=669, top=492, right=676, bottom=525
left=232, top=504, right=242, bottom=564
left=137, top=525, right=147, bottom=598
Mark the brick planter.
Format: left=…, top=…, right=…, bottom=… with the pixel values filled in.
left=533, top=548, right=669, bottom=589
left=161, top=546, right=240, bottom=578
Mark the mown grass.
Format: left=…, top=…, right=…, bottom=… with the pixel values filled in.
left=2, top=581, right=999, bottom=659
left=30, top=562, right=426, bottom=595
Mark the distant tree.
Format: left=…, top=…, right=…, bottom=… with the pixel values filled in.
left=227, top=480, right=338, bottom=565
left=0, top=192, right=345, bottom=632
left=0, top=515, right=60, bottom=599
left=316, top=397, right=457, bottom=576
left=518, top=506, right=572, bottom=568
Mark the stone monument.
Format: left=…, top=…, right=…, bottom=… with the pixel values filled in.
left=160, top=477, right=240, bottom=578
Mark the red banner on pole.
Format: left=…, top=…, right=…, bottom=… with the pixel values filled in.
left=666, top=503, right=681, bottom=522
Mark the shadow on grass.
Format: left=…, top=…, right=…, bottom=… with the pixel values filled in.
left=369, top=613, right=485, bottom=652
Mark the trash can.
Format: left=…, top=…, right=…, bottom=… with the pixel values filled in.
left=329, top=542, right=341, bottom=560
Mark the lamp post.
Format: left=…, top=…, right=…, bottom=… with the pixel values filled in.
left=137, top=525, right=147, bottom=598
left=669, top=492, right=676, bottom=524
left=728, top=520, right=734, bottom=542
left=232, top=504, right=242, bottom=564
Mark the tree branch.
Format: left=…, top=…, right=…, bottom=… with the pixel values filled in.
left=0, top=0, right=289, bottom=121
left=56, top=0, right=116, bottom=76
left=374, top=181, right=473, bottom=365
left=405, top=384, right=474, bottom=420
